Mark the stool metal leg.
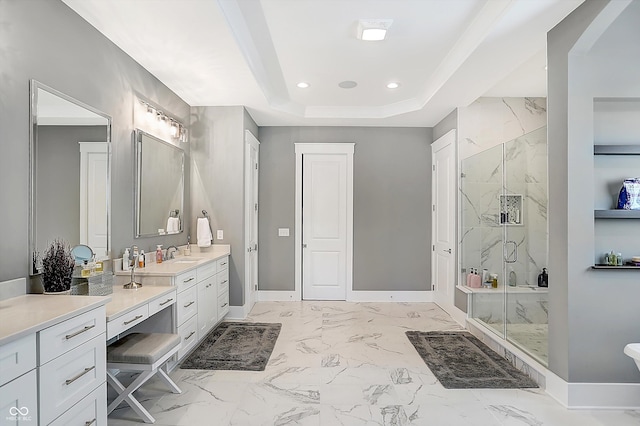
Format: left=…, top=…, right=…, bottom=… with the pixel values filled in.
left=107, top=370, right=156, bottom=423
left=157, top=366, right=182, bottom=394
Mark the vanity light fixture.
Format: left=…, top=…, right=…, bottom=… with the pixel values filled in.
left=138, top=99, right=188, bottom=143
left=357, top=19, right=393, bottom=41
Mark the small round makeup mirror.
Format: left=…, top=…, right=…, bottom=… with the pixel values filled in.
left=71, top=244, right=94, bottom=265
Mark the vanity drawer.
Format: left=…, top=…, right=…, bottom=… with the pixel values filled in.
left=148, top=289, right=177, bottom=317
left=39, top=335, right=106, bottom=425
left=217, top=291, right=229, bottom=321
left=177, top=315, right=198, bottom=360
left=107, top=304, right=148, bottom=340
left=39, top=306, right=106, bottom=364
left=0, top=333, right=36, bottom=386
left=175, top=270, right=197, bottom=291
left=48, top=382, right=106, bottom=426
left=216, top=256, right=229, bottom=272
left=197, top=261, right=217, bottom=281
left=177, top=284, right=198, bottom=326
left=217, top=270, right=229, bottom=295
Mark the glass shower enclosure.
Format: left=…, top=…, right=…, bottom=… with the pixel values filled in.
left=460, top=127, right=548, bottom=365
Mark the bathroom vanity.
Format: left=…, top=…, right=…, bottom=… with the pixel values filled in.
left=113, top=245, right=230, bottom=363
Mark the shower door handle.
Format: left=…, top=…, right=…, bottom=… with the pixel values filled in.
left=504, top=240, right=517, bottom=263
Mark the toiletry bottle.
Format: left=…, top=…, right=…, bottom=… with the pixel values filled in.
left=617, top=253, right=623, bottom=266
left=139, top=250, right=145, bottom=268
left=89, top=255, right=96, bottom=276
left=122, top=248, right=130, bottom=272
left=81, top=260, right=91, bottom=278
left=156, top=245, right=163, bottom=264
left=538, top=268, right=548, bottom=287
left=491, top=274, right=498, bottom=288
left=185, top=235, right=191, bottom=256
left=482, top=268, right=489, bottom=284
left=470, top=269, right=482, bottom=288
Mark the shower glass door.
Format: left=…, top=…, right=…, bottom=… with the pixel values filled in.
left=504, top=127, right=548, bottom=365
left=461, top=144, right=505, bottom=337
left=463, top=127, right=548, bottom=366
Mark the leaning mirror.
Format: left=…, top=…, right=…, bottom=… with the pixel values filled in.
left=135, top=129, right=184, bottom=238
left=29, top=80, right=111, bottom=274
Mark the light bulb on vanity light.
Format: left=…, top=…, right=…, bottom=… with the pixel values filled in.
left=170, top=121, right=178, bottom=137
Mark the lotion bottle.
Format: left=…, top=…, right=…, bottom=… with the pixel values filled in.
left=122, top=248, right=130, bottom=271
left=139, top=250, right=145, bottom=268
left=156, top=245, right=163, bottom=264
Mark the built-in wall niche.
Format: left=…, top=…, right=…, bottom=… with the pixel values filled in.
left=592, top=98, right=640, bottom=267
left=499, top=194, right=523, bottom=225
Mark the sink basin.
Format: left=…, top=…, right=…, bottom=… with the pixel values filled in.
left=170, top=257, right=203, bottom=264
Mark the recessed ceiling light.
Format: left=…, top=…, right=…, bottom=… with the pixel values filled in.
left=386, top=82, right=400, bottom=89
left=297, top=82, right=310, bottom=89
left=338, top=81, right=358, bottom=89
left=357, top=19, right=393, bottom=41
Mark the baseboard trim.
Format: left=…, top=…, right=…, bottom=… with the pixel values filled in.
left=546, top=372, right=640, bottom=409
left=226, top=305, right=248, bottom=320
left=257, top=291, right=301, bottom=302
left=347, top=291, right=432, bottom=303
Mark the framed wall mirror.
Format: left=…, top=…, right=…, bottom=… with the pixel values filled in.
left=29, top=80, right=112, bottom=274
left=135, top=129, right=184, bottom=238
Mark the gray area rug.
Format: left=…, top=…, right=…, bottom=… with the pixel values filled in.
left=406, top=331, right=538, bottom=389
left=181, top=322, right=281, bottom=371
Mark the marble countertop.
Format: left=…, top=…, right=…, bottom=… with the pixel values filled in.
left=0, top=294, right=110, bottom=346
left=115, top=244, right=230, bottom=277
left=457, top=285, right=549, bottom=294
left=106, top=285, right=175, bottom=321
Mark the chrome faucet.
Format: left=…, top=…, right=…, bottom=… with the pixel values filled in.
left=165, top=246, right=178, bottom=260
left=123, top=247, right=142, bottom=289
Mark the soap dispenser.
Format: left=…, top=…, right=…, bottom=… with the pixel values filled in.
left=156, top=245, right=163, bottom=264
left=537, top=268, right=548, bottom=287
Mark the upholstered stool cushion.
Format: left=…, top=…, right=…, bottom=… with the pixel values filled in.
left=107, top=333, right=181, bottom=364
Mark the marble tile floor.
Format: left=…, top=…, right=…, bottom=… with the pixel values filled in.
left=107, top=301, right=640, bottom=425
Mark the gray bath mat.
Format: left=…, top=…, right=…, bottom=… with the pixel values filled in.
left=406, top=331, right=538, bottom=389
left=181, top=322, right=281, bottom=371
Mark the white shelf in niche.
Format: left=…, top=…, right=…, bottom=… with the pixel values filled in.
left=499, top=194, right=523, bottom=225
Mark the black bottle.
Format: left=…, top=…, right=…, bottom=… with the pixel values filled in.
left=537, top=268, right=548, bottom=287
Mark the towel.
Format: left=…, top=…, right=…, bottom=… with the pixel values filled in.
left=166, top=217, right=180, bottom=234
left=197, top=217, right=212, bottom=247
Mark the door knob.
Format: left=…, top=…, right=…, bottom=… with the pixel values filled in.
left=303, top=244, right=307, bottom=248
left=443, top=248, right=452, bottom=254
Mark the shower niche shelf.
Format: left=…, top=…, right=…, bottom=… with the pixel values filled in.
left=499, top=194, right=523, bottom=225
left=594, top=210, right=640, bottom=219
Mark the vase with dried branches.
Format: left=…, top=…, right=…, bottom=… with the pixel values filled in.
left=42, top=239, right=75, bottom=293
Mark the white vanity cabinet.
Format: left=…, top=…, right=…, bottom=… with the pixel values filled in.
left=0, top=298, right=107, bottom=426
left=197, top=264, right=218, bottom=339
left=175, top=269, right=199, bottom=359
left=216, top=257, right=230, bottom=320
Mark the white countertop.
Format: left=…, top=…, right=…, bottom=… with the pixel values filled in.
left=106, top=285, right=175, bottom=321
left=115, top=244, right=230, bottom=277
left=0, top=294, right=110, bottom=346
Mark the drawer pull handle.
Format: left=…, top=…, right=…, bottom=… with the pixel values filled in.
left=221, top=280, right=228, bottom=284
left=159, top=298, right=174, bottom=306
left=221, top=302, right=228, bottom=308
left=85, top=419, right=97, bottom=426
left=221, top=262, right=227, bottom=267
left=185, top=331, right=196, bottom=341
left=65, top=324, right=95, bottom=340
left=65, top=366, right=95, bottom=385
left=184, top=301, right=195, bottom=308
left=183, top=277, right=195, bottom=283
left=124, top=315, right=143, bottom=325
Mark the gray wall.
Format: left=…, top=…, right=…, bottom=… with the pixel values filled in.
left=190, top=106, right=258, bottom=307
left=0, top=0, right=190, bottom=285
left=548, top=0, right=640, bottom=383
left=36, top=126, right=105, bottom=249
left=257, top=126, right=433, bottom=293
left=433, top=109, right=458, bottom=141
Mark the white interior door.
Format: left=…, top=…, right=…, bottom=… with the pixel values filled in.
left=79, top=142, right=108, bottom=258
left=301, top=148, right=353, bottom=300
left=432, top=130, right=456, bottom=314
left=244, top=130, right=259, bottom=313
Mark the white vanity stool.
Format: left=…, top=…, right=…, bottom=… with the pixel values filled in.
left=106, top=333, right=182, bottom=423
